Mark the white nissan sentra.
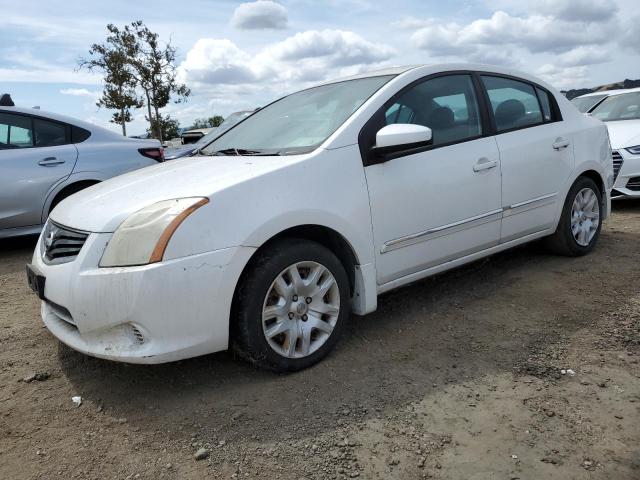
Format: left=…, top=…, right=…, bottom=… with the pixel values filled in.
left=27, top=64, right=613, bottom=372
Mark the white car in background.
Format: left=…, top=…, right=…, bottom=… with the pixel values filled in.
left=570, top=89, right=630, bottom=113
left=27, top=64, right=612, bottom=372
left=589, top=89, right=640, bottom=198
left=0, top=99, right=164, bottom=239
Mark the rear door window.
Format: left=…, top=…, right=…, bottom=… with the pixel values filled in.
left=0, top=113, right=34, bottom=149
left=536, top=87, right=553, bottom=122
left=481, top=76, right=544, bottom=132
left=33, top=118, right=69, bottom=147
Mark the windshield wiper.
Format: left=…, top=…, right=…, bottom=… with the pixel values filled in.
left=205, top=148, right=280, bottom=156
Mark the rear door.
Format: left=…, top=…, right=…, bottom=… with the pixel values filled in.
left=0, top=112, right=77, bottom=230
left=479, top=75, right=574, bottom=243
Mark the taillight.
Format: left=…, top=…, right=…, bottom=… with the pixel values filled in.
left=138, top=147, right=165, bottom=162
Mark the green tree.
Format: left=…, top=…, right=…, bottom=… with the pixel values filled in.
left=149, top=114, right=180, bottom=141
left=208, top=115, right=224, bottom=127
left=190, top=115, right=224, bottom=129
left=190, top=118, right=211, bottom=129
left=78, top=24, right=142, bottom=136
left=129, top=21, right=190, bottom=143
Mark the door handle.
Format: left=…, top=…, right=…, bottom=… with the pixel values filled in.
left=473, top=158, right=498, bottom=172
left=552, top=138, right=570, bottom=150
left=38, top=157, right=65, bottom=166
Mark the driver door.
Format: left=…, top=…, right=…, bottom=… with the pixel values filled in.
left=362, top=74, right=502, bottom=285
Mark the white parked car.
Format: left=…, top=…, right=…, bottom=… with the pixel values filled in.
left=27, top=64, right=612, bottom=372
left=588, top=89, right=640, bottom=198
left=0, top=99, right=164, bottom=239
left=570, top=89, right=622, bottom=113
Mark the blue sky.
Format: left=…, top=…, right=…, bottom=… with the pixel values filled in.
left=1, top=0, right=638, bottom=136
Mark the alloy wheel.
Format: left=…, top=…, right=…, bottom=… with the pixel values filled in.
left=262, top=261, right=340, bottom=359
left=571, top=187, right=600, bottom=247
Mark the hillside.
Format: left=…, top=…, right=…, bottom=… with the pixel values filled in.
left=563, top=78, right=640, bottom=99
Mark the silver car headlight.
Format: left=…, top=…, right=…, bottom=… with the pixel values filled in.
left=100, top=197, right=208, bottom=267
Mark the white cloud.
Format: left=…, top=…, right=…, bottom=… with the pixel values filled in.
left=536, top=64, right=590, bottom=89
left=507, top=0, right=618, bottom=22
left=411, top=11, right=614, bottom=57
left=558, top=46, right=610, bottom=67
left=231, top=1, right=288, bottom=30
left=178, top=29, right=395, bottom=89
left=0, top=67, right=99, bottom=84
left=60, top=88, right=100, bottom=98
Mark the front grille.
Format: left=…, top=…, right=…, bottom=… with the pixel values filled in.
left=42, top=221, right=88, bottom=265
left=627, top=176, right=640, bottom=191
left=612, top=150, right=623, bottom=182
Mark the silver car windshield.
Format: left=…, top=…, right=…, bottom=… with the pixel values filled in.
left=201, top=75, right=394, bottom=156
left=194, top=111, right=254, bottom=146
left=591, top=92, right=640, bottom=121
left=570, top=94, right=607, bottom=113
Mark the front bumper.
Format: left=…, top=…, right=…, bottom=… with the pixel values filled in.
left=31, top=232, right=255, bottom=363
left=612, top=150, right=640, bottom=199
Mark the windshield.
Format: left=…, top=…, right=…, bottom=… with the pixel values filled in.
left=201, top=75, right=394, bottom=156
left=571, top=94, right=607, bottom=113
left=591, top=92, right=640, bottom=121
left=194, top=111, right=253, bottom=146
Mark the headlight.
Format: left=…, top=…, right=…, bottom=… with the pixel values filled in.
left=100, top=197, right=208, bottom=267
left=625, top=145, right=640, bottom=155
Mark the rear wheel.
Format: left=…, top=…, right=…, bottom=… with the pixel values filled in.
left=544, top=176, right=602, bottom=256
left=231, top=239, right=350, bottom=372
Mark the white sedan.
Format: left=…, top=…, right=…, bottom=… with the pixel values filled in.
left=27, top=64, right=612, bottom=372
left=588, top=89, right=640, bottom=198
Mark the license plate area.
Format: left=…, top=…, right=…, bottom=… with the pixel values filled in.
left=26, top=264, right=46, bottom=300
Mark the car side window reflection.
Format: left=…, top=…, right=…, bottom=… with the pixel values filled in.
left=0, top=113, right=34, bottom=149
left=383, top=75, right=482, bottom=146
left=33, top=118, right=68, bottom=147
left=481, top=76, right=544, bottom=132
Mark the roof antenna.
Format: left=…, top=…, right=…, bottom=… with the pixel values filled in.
left=0, top=94, right=15, bottom=106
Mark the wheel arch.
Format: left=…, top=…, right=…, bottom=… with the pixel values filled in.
left=45, top=180, right=101, bottom=218
left=232, top=224, right=376, bottom=318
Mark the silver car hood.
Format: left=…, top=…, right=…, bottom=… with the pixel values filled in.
left=50, top=154, right=307, bottom=233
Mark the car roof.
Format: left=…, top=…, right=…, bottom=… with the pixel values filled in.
left=316, top=63, right=557, bottom=92
left=0, top=105, right=121, bottom=138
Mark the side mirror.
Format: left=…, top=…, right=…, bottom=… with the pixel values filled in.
left=370, top=124, right=432, bottom=165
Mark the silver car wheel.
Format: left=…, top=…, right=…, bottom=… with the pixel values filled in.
left=571, top=187, right=600, bottom=247
left=262, top=261, right=340, bottom=359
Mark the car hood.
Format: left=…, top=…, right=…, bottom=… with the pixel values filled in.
left=51, top=154, right=307, bottom=233
left=605, top=119, right=640, bottom=149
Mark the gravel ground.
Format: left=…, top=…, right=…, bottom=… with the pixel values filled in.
left=1, top=201, right=639, bottom=480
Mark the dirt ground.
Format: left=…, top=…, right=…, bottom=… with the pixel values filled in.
left=1, top=202, right=639, bottom=480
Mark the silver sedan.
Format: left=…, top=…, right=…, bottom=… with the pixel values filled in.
left=0, top=102, right=163, bottom=239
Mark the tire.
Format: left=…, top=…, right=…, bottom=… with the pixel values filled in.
left=543, top=176, right=603, bottom=256
left=231, top=238, right=351, bottom=372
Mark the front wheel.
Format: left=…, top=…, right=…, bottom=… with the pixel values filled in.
left=543, top=176, right=603, bottom=256
left=231, top=239, right=351, bottom=372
